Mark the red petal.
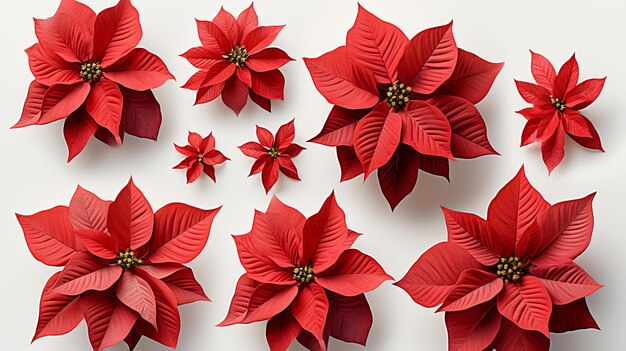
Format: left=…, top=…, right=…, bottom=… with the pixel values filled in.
left=55, top=0, right=96, bottom=30
left=242, top=284, right=299, bottom=323
left=419, top=154, right=450, bottom=179
left=327, top=292, right=372, bottom=345
left=64, top=108, right=98, bottom=162
left=136, top=262, right=185, bottom=279
left=568, top=115, right=604, bottom=151
left=195, top=83, right=225, bottom=105
left=445, top=301, right=501, bottom=351
left=34, top=13, right=92, bottom=63
left=549, top=298, right=599, bottom=333
left=249, top=158, right=267, bottom=176
left=242, top=25, right=285, bottom=55
left=181, top=45, right=224, bottom=69
left=148, top=203, right=220, bottom=264
left=107, top=178, right=154, bottom=250
left=26, top=44, right=81, bottom=85
left=531, top=262, right=601, bottom=305
left=81, top=290, right=138, bottom=351
left=354, top=103, right=402, bottom=177
left=105, top=48, right=173, bottom=90
left=250, top=69, right=285, bottom=100
left=234, top=226, right=293, bottom=284
left=491, top=315, right=550, bottom=351
left=120, top=88, right=162, bottom=140
left=532, top=193, right=595, bottom=265
left=275, top=119, right=296, bottom=150
left=53, top=252, right=122, bottom=295
left=562, top=109, right=591, bottom=138
left=267, top=311, right=301, bottom=351
left=565, top=77, right=606, bottom=109
left=116, top=271, right=157, bottom=328
left=86, top=79, right=123, bottom=142
left=74, top=229, right=118, bottom=259
left=16, top=206, right=81, bottom=266
left=93, top=0, right=142, bottom=67
left=219, top=274, right=261, bottom=326
left=69, top=185, right=110, bottom=232
left=553, top=54, right=579, bottom=98
left=213, top=7, right=241, bottom=44
left=496, top=276, right=552, bottom=337
left=256, top=125, right=275, bottom=148
left=284, top=144, right=305, bottom=158
left=438, top=269, right=502, bottom=312
left=262, top=158, right=280, bottom=193
left=40, top=82, right=90, bottom=124
left=337, top=146, right=364, bottom=181
left=309, top=106, right=367, bottom=147
left=443, top=207, right=499, bottom=266
left=316, top=249, right=392, bottom=296
left=247, top=48, right=293, bottom=72
left=250, top=90, right=271, bottom=111
left=400, top=100, right=453, bottom=159
left=203, top=150, right=229, bottom=166
left=398, top=22, right=457, bottom=94
left=195, top=19, right=231, bottom=52
left=515, top=80, right=552, bottom=106
left=302, top=193, right=350, bottom=271
left=13, top=80, right=47, bottom=128
left=291, top=284, right=329, bottom=350
left=428, top=95, right=497, bottom=158
left=237, top=3, right=259, bottom=38
left=181, top=61, right=235, bottom=90
left=541, top=124, right=565, bottom=174
left=239, top=141, right=268, bottom=158
left=377, top=144, right=420, bottom=210
left=346, top=5, right=408, bottom=83
left=221, top=75, right=249, bottom=115
left=162, top=268, right=210, bottom=305
left=33, top=272, right=82, bottom=342
left=536, top=110, right=560, bottom=141
left=487, top=166, right=549, bottom=254
left=520, top=118, right=541, bottom=147
left=530, top=51, right=556, bottom=91
left=304, top=47, right=379, bottom=109
left=278, top=157, right=300, bottom=180
left=435, top=49, right=504, bottom=104
left=237, top=66, right=252, bottom=87
left=395, top=242, right=481, bottom=307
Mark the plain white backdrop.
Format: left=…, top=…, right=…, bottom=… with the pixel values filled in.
left=1, top=0, right=624, bottom=350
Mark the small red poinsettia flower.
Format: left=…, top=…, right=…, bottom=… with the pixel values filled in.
left=17, top=179, right=220, bottom=351
left=239, top=119, right=305, bottom=193
left=219, top=194, right=393, bottom=351
left=395, top=167, right=601, bottom=351
left=174, top=131, right=229, bottom=184
left=515, top=52, right=606, bottom=173
left=181, top=3, right=292, bottom=115
left=13, top=0, right=174, bottom=162
left=305, top=5, right=502, bottom=210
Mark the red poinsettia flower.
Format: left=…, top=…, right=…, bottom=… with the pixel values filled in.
left=515, top=52, right=606, bottom=173
left=181, top=3, right=292, bottom=115
left=12, top=0, right=174, bottom=162
left=395, top=167, right=601, bottom=351
left=17, top=179, right=220, bottom=350
left=305, top=5, right=503, bottom=210
left=219, top=194, right=393, bottom=351
left=174, top=131, right=229, bottom=184
left=239, top=119, right=304, bottom=193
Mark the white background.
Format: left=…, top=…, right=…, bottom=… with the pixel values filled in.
left=1, top=0, right=624, bottom=350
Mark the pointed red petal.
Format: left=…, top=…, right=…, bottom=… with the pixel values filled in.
left=81, top=290, right=138, bottom=351
left=105, top=48, right=173, bottom=91
left=86, top=79, right=123, bottom=142
left=107, top=179, right=154, bottom=250
left=40, top=82, right=90, bottom=125
left=445, top=301, right=501, bottom=351
left=316, top=249, right=392, bottom=296
left=309, top=106, right=367, bottom=147
left=291, top=284, right=329, bottom=350
left=549, top=298, right=599, bottom=333
left=267, top=311, right=301, bottom=351
left=219, top=274, right=261, bottom=326
left=553, top=54, right=579, bottom=97
left=242, top=284, right=299, bottom=323
left=438, top=269, right=502, bottom=312
left=247, top=48, right=293, bottom=72
left=530, top=51, right=557, bottom=90
left=377, top=144, right=420, bottom=210
left=327, top=292, right=372, bottom=345
left=53, top=252, right=122, bottom=295
left=93, top=0, right=142, bottom=66
left=74, top=229, right=118, bottom=259
left=162, top=267, right=209, bottom=305
left=242, top=25, right=284, bottom=55
left=400, top=100, right=453, bottom=159
left=64, top=108, right=98, bottom=162
left=33, top=272, right=83, bottom=342
left=443, top=207, right=499, bottom=265
left=354, top=104, right=402, bottom=177
left=496, top=276, right=552, bottom=337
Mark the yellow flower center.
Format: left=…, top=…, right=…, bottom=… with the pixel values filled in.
left=227, top=46, right=248, bottom=67
left=80, top=61, right=103, bottom=82
left=386, top=80, right=411, bottom=109
left=293, top=265, right=314, bottom=284
left=495, top=256, right=527, bottom=283
left=116, top=249, right=142, bottom=269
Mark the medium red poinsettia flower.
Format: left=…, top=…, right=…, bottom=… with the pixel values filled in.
left=305, top=5, right=502, bottom=210
left=181, top=3, right=292, bottom=114
left=174, top=131, right=229, bottom=184
left=515, top=52, right=606, bottom=173
left=17, top=179, right=220, bottom=350
left=395, top=167, right=601, bottom=351
left=239, top=119, right=304, bottom=193
left=219, top=194, right=393, bottom=351
left=12, top=0, right=174, bottom=162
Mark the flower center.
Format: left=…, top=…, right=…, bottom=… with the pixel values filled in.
left=116, top=249, right=142, bottom=269
left=550, top=96, right=567, bottom=112
left=80, top=61, right=103, bottom=82
left=268, top=147, right=279, bottom=158
left=227, top=46, right=248, bottom=67
left=293, top=265, right=314, bottom=284
left=495, top=256, right=527, bottom=283
left=197, top=153, right=204, bottom=162
left=386, top=80, right=411, bottom=109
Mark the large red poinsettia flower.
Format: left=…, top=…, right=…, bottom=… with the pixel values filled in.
left=17, top=179, right=220, bottom=350
left=13, top=0, right=174, bottom=162
left=239, top=119, right=305, bottom=193
left=174, top=131, right=229, bottom=184
left=181, top=3, right=292, bottom=114
left=395, top=167, right=601, bottom=351
left=305, top=5, right=502, bottom=210
left=516, top=52, right=606, bottom=173
left=219, top=194, right=393, bottom=351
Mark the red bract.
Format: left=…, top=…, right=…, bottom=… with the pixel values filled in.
left=395, top=167, right=601, bottom=351
left=239, top=119, right=305, bottom=193
left=516, top=52, right=606, bottom=173
left=304, top=5, right=502, bottom=210
left=181, top=3, right=292, bottom=114
left=174, top=131, right=229, bottom=184
left=220, top=194, right=392, bottom=351
left=13, top=0, right=174, bottom=162
left=17, top=179, right=220, bottom=350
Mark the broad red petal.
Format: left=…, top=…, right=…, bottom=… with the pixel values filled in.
left=242, top=284, right=299, bottom=323
left=565, top=77, right=606, bottom=109
left=400, top=100, right=453, bottom=159
left=260, top=158, right=279, bottom=193
left=213, top=7, right=241, bottom=44
left=496, top=276, right=552, bottom=337
left=69, top=185, right=110, bottom=232
left=291, top=284, right=329, bottom=350
left=531, top=262, right=601, bottom=305
left=237, top=3, right=259, bottom=38
left=541, top=123, right=565, bottom=173
left=327, top=292, right=372, bottom=345
left=53, top=252, right=122, bottom=295
left=530, top=51, right=556, bottom=91
left=195, top=82, right=225, bottom=105
left=181, top=61, right=235, bottom=90
left=278, top=157, right=300, bottom=180
left=568, top=115, right=604, bottom=151
left=120, top=88, right=162, bottom=140
left=247, top=48, right=293, bottom=72
left=242, top=25, right=284, bottom=55
left=553, top=54, right=579, bottom=98
left=93, top=0, right=142, bottom=67
left=219, top=274, right=261, bottom=326
left=81, top=290, right=138, bottom=351
left=162, top=267, right=210, bottom=305
left=195, top=19, right=231, bottom=52
left=26, top=44, right=82, bottom=85
left=221, top=75, right=249, bottom=115
left=40, top=82, right=90, bottom=124
left=63, top=108, right=98, bottom=162
left=316, top=249, right=392, bottom=296
left=116, top=270, right=157, bottom=328
left=443, top=207, right=499, bottom=266
left=86, top=79, right=123, bottom=143
left=13, top=80, right=47, bottom=128
left=250, top=90, right=271, bottom=111
left=515, top=80, right=551, bottom=106
left=337, top=146, right=364, bottom=181
left=377, top=144, right=420, bottom=210
left=267, top=311, right=301, bottom=351
left=34, top=13, right=92, bottom=63
left=250, top=69, right=285, bottom=100
left=354, top=104, right=402, bottom=177
left=309, top=106, right=367, bottom=147
left=74, top=229, right=118, bottom=259
left=549, top=298, right=599, bottom=333
left=491, top=317, right=549, bottom=351
left=181, top=45, right=224, bottom=69
left=275, top=119, right=296, bottom=150
left=239, top=141, right=268, bottom=158
left=445, top=301, right=501, bottom=351
left=562, top=109, right=592, bottom=138
left=33, top=272, right=83, bottom=342
left=419, top=154, right=450, bottom=179
left=438, top=269, right=502, bottom=312
left=107, top=178, right=154, bottom=250
left=105, top=48, right=173, bottom=90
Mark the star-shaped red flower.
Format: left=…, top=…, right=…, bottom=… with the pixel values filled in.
left=305, top=5, right=502, bottom=210
left=516, top=52, right=606, bottom=173
left=219, top=194, right=393, bottom=351
left=395, top=167, right=601, bottom=351
left=13, top=0, right=174, bottom=162
left=174, top=131, right=229, bottom=184
left=239, top=119, right=304, bottom=193
left=181, top=3, right=293, bottom=115
left=17, top=179, right=220, bottom=351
